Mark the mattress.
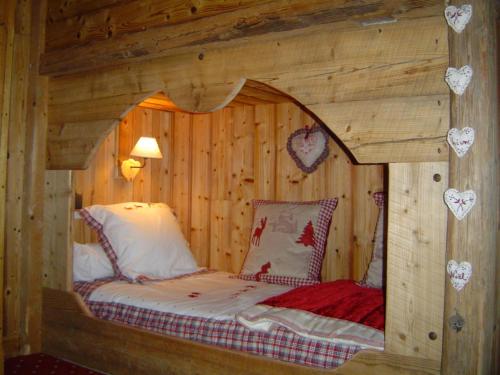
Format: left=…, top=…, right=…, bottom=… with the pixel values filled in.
left=74, top=271, right=378, bottom=369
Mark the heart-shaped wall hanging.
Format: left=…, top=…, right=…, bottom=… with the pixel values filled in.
left=447, top=127, right=475, bottom=158
left=287, top=125, right=329, bottom=173
left=445, top=65, right=473, bottom=96
left=447, top=260, right=472, bottom=291
left=444, top=188, right=476, bottom=221
left=445, top=4, right=472, bottom=33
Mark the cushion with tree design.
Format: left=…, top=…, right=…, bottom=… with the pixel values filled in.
left=239, top=198, right=338, bottom=287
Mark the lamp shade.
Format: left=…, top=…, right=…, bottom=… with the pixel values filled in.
left=130, top=137, right=162, bottom=159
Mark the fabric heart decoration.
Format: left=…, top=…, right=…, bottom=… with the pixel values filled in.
left=447, top=127, right=475, bottom=158
left=287, top=126, right=329, bottom=173
left=445, top=4, right=472, bottom=33
left=447, top=260, right=472, bottom=291
left=445, top=65, right=473, bottom=95
left=444, top=188, right=476, bottom=220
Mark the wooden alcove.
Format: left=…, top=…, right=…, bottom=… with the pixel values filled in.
left=41, top=2, right=450, bottom=371
left=1, top=1, right=496, bottom=375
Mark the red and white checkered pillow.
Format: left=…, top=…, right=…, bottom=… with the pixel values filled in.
left=361, top=192, right=385, bottom=288
left=239, top=198, right=338, bottom=287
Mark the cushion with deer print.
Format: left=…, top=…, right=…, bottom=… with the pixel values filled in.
left=239, top=198, right=338, bottom=287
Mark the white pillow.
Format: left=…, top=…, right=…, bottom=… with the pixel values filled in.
left=80, top=202, right=197, bottom=282
left=73, top=242, right=114, bottom=282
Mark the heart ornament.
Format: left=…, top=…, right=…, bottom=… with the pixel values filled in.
left=445, top=65, right=473, bottom=95
left=287, top=125, right=329, bottom=173
left=444, top=189, right=476, bottom=220
left=445, top=4, right=472, bottom=33
left=447, top=260, right=472, bottom=291
left=447, top=127, right=475, bottom=158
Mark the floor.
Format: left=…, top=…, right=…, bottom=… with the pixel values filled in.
left=5, top=353, right=105, bottom=374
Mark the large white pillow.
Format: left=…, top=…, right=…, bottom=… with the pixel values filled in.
left=80, top=202, right=197, bottom=282
left=73, top=242, right=114, bottom=282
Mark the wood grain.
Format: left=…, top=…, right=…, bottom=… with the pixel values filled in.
left=43, top=171, right=73, bottom=292
left=73, top=103, right=383, bottom=281
left=45, top=14, right=450, bottom=168
left=41, top=0, right=444, bottom=76
left=442, top=1, right=498, bottom=374
left=385, top=162, right=448, bottom=362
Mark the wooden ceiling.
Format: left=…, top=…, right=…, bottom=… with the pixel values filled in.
left=139, top=80, right=294, bottom=111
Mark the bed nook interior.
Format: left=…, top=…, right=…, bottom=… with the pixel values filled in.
left=1, top=1, right=497, bottom=375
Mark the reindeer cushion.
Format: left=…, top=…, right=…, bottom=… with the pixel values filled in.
left=239, top=198, right=338, bottom=287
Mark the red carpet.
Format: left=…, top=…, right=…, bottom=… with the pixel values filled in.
left=5, top=353, right=105, bottom=374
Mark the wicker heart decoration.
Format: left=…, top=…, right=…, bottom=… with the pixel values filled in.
left=447, top=127, right=475, bottom=158
left=444, top=189, right=476, bottom=221
left=445, top=4, right=472, bottom=33
left=447, top=260, right=472, bottom=291
left=445, top=66, right=473, bottom=96
left=287, top=126, right=329, bottom=173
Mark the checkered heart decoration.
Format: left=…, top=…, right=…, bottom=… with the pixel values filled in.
left=447, top=127, right=475, bottom=158
left=287, top=125, right=329, bottom=173
left=445, top=65, right=473, bottom=96
left=447, top=260, right=472, bottom=291
left=445, top=4, right=472, bottom=33
left=444, top=189, right=476, bottom=221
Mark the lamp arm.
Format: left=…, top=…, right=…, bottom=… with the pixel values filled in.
left=130, top=159, right=147, bottom=168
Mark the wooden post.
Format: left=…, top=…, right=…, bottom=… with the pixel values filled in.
left=442, top=1, right=498, bottom=374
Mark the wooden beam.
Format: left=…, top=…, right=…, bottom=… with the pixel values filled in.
left=442, top=1, right=498, bottom=374
left=0, top=0, right=16, bottom=364
left=19, top=0, right=48, bottom=354
left=40, top=0, right=444, bottom=76
left=385, top=162, right=448, bottom=362
left=42, top=170, right=73, bottom=292
left=46, top=14, right=449, bottom=169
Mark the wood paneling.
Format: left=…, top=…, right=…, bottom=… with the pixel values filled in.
left=442, top=1, right=498, bottom=374
left=385, top=162, right=448, bottom=362
left=73, top=103, right=383, bottom=281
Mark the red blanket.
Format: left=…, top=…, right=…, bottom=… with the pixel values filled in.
left=260, top=280, right=384, bottom=331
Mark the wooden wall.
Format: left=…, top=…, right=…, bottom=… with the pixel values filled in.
left=73, top=104, right=384, bottom=281
left=1, top=0, right=48, bottom=359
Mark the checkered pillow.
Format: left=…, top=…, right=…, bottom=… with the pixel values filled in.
left=239, top=199, right=337, bottom=287
left=361, top=192, right=385, bottom=288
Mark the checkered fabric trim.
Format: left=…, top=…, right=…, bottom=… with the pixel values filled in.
left=239, top=198, right=338, bottom=287
left=79, top=209, right=125, bottom=279
left=373, top=192, right=385, bottom=208
left=74, top=281, right=360, bottom=369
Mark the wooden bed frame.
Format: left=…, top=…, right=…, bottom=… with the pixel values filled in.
left=42, top=288, right=440, bottom=375
left=1, top=1, right=496, bottom=374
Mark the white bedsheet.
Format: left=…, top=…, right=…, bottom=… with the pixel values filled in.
left=237, top=305, right=384, bottom=350
left=87, top=271, right=292, bottom=320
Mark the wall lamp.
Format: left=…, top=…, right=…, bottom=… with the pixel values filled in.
left=121, top=137, right=163, bottom=181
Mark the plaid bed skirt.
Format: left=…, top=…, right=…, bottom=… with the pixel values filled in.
left=74, top=279, right=362, bottom=369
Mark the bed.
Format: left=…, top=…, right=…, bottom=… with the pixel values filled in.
left=72, top=270, right=384, bottom=369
